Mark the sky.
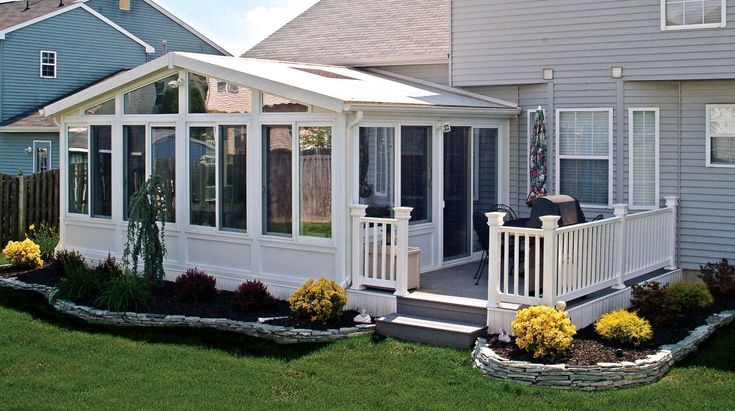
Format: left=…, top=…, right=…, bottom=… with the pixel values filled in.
left=154, top=0, right=319, bottom=56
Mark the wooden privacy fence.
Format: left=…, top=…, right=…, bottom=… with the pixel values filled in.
left=0, top=170, right=60, bottom=248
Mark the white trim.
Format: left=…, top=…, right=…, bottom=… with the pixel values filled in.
left=0, top=3, right=155, bottom=54
left=660, top=0, right=727, bottom=31
left=555, top=108, right=614, bottom=208
left=40, top=50, right=57, bottom=79
left=705, top=104, right=735, bottom=168
left=628, top=108, right=660, bottom=210
left=143, top=0, right=231, bottom=56
left=0, top=126, right=59, bottom=133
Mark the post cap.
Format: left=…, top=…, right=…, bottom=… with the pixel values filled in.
left=613, top=204, right=628, bottom=217
left=540, top=215, right=561, bottom=229
left=393, top=207, right=413, bottom=220
left=349, top=204, right=368, bottom=217
left=485, top=212, right=506, bottom=226
left=664, top=196, right=679, bottom=207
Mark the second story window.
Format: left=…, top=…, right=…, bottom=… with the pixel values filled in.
left=663, top=0, right=726, bottom=30
left=40, top=51, right=56, bottom=78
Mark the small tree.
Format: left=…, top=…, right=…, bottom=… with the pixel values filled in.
left=123, top=175, right=170, bottom=284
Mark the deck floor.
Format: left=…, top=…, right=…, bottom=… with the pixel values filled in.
left=419, top=262, right=488, bottom=300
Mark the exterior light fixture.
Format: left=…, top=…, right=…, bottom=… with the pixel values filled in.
left=543, top=68, right=554, bottom=81
left=611, top=66, right=623, bottom=79
left=25, top=147, right=33, bottom=154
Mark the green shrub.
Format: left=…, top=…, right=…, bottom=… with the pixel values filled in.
left=58, top=263, right=103, bottom=301
left=667, top=282, right=714, bottom=310
left=96, top=272, right=152, bottom=312
left=289, top=278, right=347, bottom=323
left=699, top=258, right=735, bottom=296
left=29, top=223, right=59, bottom=261
left=631, top=282, right=680, bottom=326
left=594, top=309, right=653, bottom=347
left=511, top=306, right=576, bottom=360
left=93, top=255, right=123, bottom=282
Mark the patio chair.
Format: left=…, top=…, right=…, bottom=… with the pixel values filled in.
left=474, top=204, right=519, bottom=285
left=592, top=214, right=605, bottom=221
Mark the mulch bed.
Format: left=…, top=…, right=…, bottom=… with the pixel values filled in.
left=489, top=293, right=735, bottom=366
left=2, top=264, right=64, bottom=286
left=265, top=310, right=362, bottom=330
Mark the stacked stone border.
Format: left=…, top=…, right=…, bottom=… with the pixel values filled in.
left=472, top=310, right=735, bottom=390
left=0, top=277, right=374, bottom=344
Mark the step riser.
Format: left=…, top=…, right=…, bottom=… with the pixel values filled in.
left=376, top=321, right=487, bottom=349
left=397, top=299, right=486, bottom=325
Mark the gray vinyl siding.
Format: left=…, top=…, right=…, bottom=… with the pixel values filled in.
left=451, top=0, right=735, bottom=87
left=86, top=0, right=225, bottom=58
left=373, top=64, right=450, bottom=86
left=0, top=132, right=59, bottom=175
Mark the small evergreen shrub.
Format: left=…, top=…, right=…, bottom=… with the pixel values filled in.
left=93, top=255, right=124, bottom=281
left=28, top=223, right=59, bottom=261
left=699, top=258, right=735, bottom=296
left=594, top=309, right=653, bottom=347
left=289, top=278, right=347, bottom=323
left=54, top=250, right=86, bottom=273
left=511, top=306, right=576, bottom=360
left=232, top=280, right=276, bottom=313
left=173, top=268, right=217, bottom=302
left=58, top=263, right=103, bottom=301
left=96, top=271, right=152, bottom=312
left=3, top=238, right=43, bottom=268
left=631, top=282, right=680, bottom=326
left=666, top=282, right=714, bottom=310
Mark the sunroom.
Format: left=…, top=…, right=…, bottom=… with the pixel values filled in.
left=43, top=52, right=519, bottom=311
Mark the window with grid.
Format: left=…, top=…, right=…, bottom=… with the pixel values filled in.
left=629, top=109, right=659, bottom=209
left=40, top=51, right=56, bottom=78
left=663, top=0, right=725, bottom=29
left=707, top=105, right=735, bottom=167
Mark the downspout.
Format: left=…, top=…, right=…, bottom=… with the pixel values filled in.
left=341, top=110, right=364, bottom=289
left=677, top=81, right=682, bottom=267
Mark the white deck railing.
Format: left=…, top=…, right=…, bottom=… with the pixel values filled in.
left=487, top=196, right=678, bottom=307
left=349, top=205, right=412, bottom=296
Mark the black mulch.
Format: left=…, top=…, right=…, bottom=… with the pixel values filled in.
left=489, top=293, right=735, bottom=366
left=2, top=264, right=63, bottom=287
left=265, top=310, right=362, bottom=330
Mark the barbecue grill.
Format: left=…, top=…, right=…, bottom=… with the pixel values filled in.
left=527, top=194, right=585, bottom=228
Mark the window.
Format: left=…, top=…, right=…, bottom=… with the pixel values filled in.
left=473, top=127, right=500, bottom=252
left=629, top=109, right=660, bottom=209
left=556, top=109, right=613, bottom=206
left=299, top=126, right=332, bottom=238
left=262, top=93, right=309, bottom=113
left=401, top=126, right=432, bottom=224
left=85, top=99, right=115, bottom=115
left=68, top=127, right=89, bottom=214
left=359, top=127, right=395, bottom=218
left=123, top=126, right=146, bottom=219
left=33, top=141, right=51, bottom=173
left=188, top=73, right=251, bottom=114
left=220, top=125, right=247, bottom=231
left=663, top=0, right=725, bottom=30
left=707, top=104, right=735, bottom=167
left=152, top=127, right=176, bottom=222
left=90, top=126, right=112, bottom=218
left=263, top=125, right=293, bottom=236
left=40, top=51, right=56, bottom=78
left=123, top=75, right=179, bottom=115
left=190, top=127, right=216, bottom=227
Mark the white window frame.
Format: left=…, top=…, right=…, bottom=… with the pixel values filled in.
left=555, top=108, right=614, bottom=208
left=661, top=0, right=727, bottom=31
left=40, top=50, right=56, bottom=79
left=628, top=108, right=660, bottom=210
left=706, top=104, right=735, bottom=168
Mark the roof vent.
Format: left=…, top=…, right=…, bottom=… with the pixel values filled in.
left=23, top=1, right=30, bottom=12
left=58, top=1, right=64, bottom=7
left=292, top=67, right=357, bottom=80
left=119, top=0, right=130, bottom=11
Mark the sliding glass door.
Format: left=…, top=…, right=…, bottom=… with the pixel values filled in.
left=443, top=127, right=472, bottom=261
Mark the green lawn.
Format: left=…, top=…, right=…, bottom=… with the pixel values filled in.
left=0, top=289, right=733, bottom=410
left=0, top=254, right=7, bottom=265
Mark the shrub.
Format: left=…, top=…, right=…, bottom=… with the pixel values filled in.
left=511, top=306, right=576, bottom=360
left=699, top=258, right=735, bottom=296
left=54, top=250, right=86, bottom=273
left=58, top=263, right=103, bottom=301
left=3, top=238, right=43, bottom=268
left=233, top=280, right=276, bottom=313
left=28, top=223, right=59, bottom=261
left=93, top=255, right=124, bottom=282
left=96, top=271, right=152, bottom=312
left=631, top=282, right=680, bottom=326
left=667, top=282, right=714, bottom=310
left=173, top=268, right=217, bottom=302
left=289, top=278, right=348, bottom=324
left=594, top=309, right=653, bottom=347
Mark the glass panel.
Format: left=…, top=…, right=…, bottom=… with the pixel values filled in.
left=123, top=75, right=179, bottom=115
left=90, top=126, right=112, bottom=218
left=558, top=111, right=609, bottom=157
left=710, top=106, right=735, bottom=135
left=359, top=127, right=395, bottom=218
left=560, top=159, right=609, bottom=205
left=667, top=0, right=722, bottom=26
left=123, top=126, right=146, bottom=220
left=401, top=126, right=432, bottom=224
left=711, top=137, right=735, bottom=165
left=299, top=126, right=332, bottom=238
left=631, top=111, right=657, bottom=208
left=263, top=125, right=293, bottom=235
left=188, top=73, right=251, bottom=114
left=152, top=127, right=176, bottom=223
left=85, top=99, right=115, bottom=115
left=262, top=93, right=309, bottom=113
left=473, top=128, right=499, bottom=251
left=443, top=127, right=471, bottom=261
left=220, top=125, right=247, bottom=231
left=189, top=127, right=216, bottom=227
left=703, top=0, right=723, bottom=23
left=667, top=1, right=685, bottom=25
left=684, top=1, right=704, bottom=25
left=34, top=142, right=50, bottom=173
left=68, top=127, right=89, bottom=214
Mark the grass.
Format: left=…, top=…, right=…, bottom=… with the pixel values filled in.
left=0, top=289, right=733, bottom=410
left=0, top=254, right=7, bottom=265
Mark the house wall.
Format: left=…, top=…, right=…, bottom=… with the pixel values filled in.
left=0, top=132, right=59, bottom=175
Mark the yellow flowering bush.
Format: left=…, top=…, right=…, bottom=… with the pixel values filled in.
left=594, top=309, right=653, bottom=347
left=3, top=238, right=44, bottom=268
left=289, top=278, right=348, bottom=323
left=511, top=305, right=576, bottom=359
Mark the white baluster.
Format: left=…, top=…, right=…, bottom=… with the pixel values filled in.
left=665, top=196, right=679, bottom=270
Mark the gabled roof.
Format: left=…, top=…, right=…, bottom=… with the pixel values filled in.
left=243, top=0, right=449, bottom=67
left=44, top=53, right=519, bottom=116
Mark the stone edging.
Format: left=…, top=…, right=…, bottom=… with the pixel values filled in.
left=0, top=277, right=374, bottom=344
left=472, top=310, right=735, bottom=390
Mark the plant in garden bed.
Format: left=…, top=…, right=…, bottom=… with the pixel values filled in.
left=511, top=305, right=576, bottom=360
left=174, top=269, right=217, bottom=303
left=594, top=309, right=652, bottom=347
left=96, top=270, right=152, bottom=312
left=58, top=259, right=104, bottom=301
left=699, top=258, right=735, bottom=296
left=28, top=223, right=59, bottom=261
left=3, top=238, right=43, bottom=269
left=631, top=281, right=681, bottom=326
left=666, top=282, right=714, bottom=310
left=232, top=280, right=277, bottom=312
left=289, top=278, right=347, bottom=324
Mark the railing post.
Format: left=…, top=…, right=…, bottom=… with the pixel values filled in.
left=17, top=171, right=26, bottom=240
left=392, top=207, right=413, bottom=297
left=612, top=204, right=628, bottom=289
left=665, top=196, right=679, bottom=270
left=349, top=204, right=368, bottom=290
left=485, top=212, right=506, bottom=308
left=541, top=215, right=560, bottom=306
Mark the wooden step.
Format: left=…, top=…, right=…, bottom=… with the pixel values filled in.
left=397, top=292, right=487, bottom=325
left=376, top=313, right=488, bottom=348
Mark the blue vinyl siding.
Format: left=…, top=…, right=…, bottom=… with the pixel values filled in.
left=0, top=132, right=59, bottom=175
